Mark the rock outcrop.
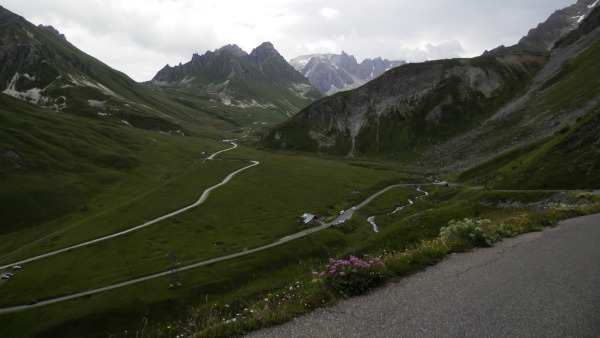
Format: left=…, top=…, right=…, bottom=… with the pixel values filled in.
left=264, top=55, right=545, bottom=159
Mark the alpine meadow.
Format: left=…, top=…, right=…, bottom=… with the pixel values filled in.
left=1, top=1, right=599, bottom=337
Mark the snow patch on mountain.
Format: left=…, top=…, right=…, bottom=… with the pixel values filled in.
left=3, top=72, right=49, bottom=104
left=88, top=100, right=105, bottom=107
left=290, top=82, right=314, bottom=98
left=69, top=74, right=123, bottom=99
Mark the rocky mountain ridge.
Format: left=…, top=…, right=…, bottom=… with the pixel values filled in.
left=37, top=24, right=66, bottom=39
left=289, top=52, right=405, bottom=95
left=149, top=42, right=323, bottom=121
left=264, top=54, right=547, bottom=159
left=0, top=5, right=232, bottom=134
left=262, top=0, right=600, bottom=180
left=153, top=42, right=308, bottom=85
left=485, top=0, right=598, bottom=54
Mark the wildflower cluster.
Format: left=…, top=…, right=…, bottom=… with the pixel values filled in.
left=495, top=214, right=542, bottom=237
left=439, top=218, right=492, bottom=247
left=248, top=281, right=327, bottom=324
left=317, top=255, right=385, bottom=296
left=381, top=233, right=477, bottom=276
left=164, top=323, right=191, bottom=338
left=419, top=239, right=450, bottom=258
left=181, top=280, right=336, bottom=337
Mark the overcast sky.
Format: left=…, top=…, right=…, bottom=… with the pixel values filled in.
left=3, top=0, right=577, bottom=82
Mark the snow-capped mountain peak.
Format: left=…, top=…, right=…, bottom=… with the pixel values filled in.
left=289, top=52, right=405, bottom=95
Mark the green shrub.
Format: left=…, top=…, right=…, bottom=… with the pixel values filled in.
left=409, top=242, right=448, bottom=266
left=439, top=218, right=492, bottom=247
left=383, top=252, right=412, bottom=275
left=529, top=213, right=558, bottom=227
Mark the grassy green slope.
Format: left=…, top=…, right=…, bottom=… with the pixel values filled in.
left=152, top=79, right=315, bottom=128
left=145, top=51, right=322, bottom=128
left=458, top=39, right=600, bottom=189
left=0, top=94, right=233, bottom=236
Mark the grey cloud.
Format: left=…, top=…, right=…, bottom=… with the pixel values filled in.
left=2, top=0, right=579, bottom=81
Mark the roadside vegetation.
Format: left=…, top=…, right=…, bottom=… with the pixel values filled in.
left=137, top=188, right=600, bottom=338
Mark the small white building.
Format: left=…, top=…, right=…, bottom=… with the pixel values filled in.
left=300, top=213, right=315, bottom=224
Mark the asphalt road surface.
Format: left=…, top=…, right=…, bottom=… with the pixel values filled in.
left=249, top=213, right=600, bottom=337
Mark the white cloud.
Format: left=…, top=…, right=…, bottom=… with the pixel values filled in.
left=1, top=0, right=579, bottom=81
left=319, top=8, right=339, bottom=19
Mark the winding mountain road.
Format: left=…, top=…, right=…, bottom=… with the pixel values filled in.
left=0, top=142, right=254, bottom=270
left=0, top=163, right=440, bottom=313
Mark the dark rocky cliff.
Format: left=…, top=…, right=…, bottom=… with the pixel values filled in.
left=264, top=54, right=546, bottom=160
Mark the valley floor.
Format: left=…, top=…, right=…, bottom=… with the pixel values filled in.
left=0, top=165, right=444, bottom=314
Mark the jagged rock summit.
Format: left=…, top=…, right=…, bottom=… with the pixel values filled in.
left=216, top=44, right=247, bottom=57
left=289, top=51, right=405, bottom=95
left=153, top=41, right=308, bottom=85
left=485, top=0, right=598, bottom=54
left=149, top=42, right=323, bottom=120
left=248, top=42, right=282, bottom=63
left=37, top=24, right=66, bottom=40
